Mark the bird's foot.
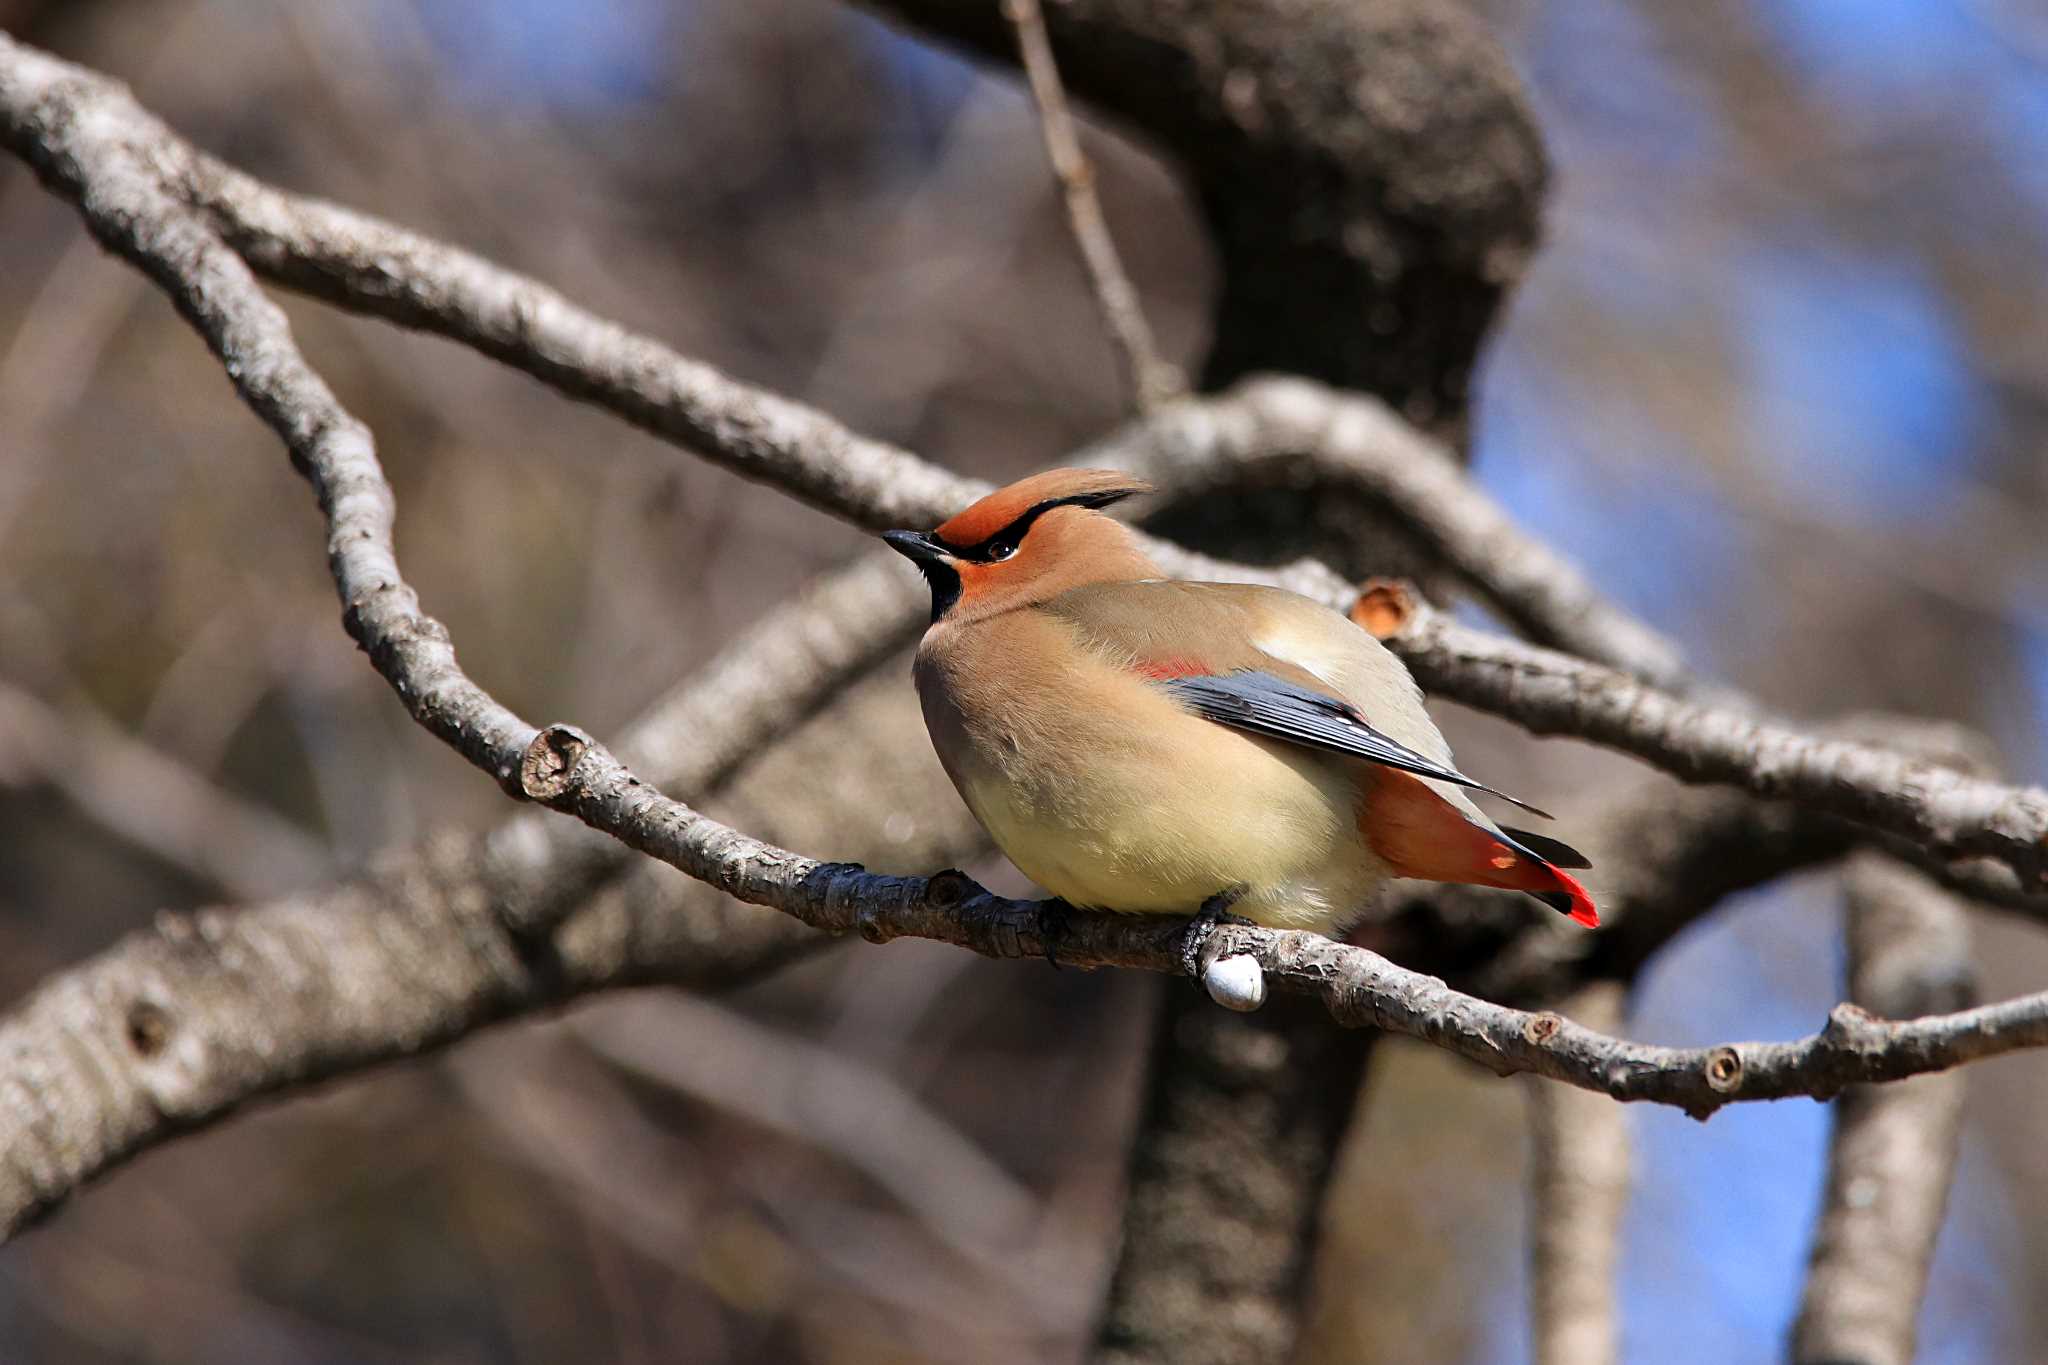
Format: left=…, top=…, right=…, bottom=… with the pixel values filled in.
left=1037, top=898, right=1076, bottom=968
left=1179, top=887, right=1253, bottom=980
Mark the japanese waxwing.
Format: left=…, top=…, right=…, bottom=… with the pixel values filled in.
left=882, top=468, right=1597, bottom=937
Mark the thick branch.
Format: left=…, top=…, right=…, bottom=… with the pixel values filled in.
left=0, top=827, right=811, bottom=1239
left=1525, top=983, right=1629, bottom=1365
left=1382, top=603, right=2048, bottom=892
left=1792, top=855, right=1975, bottom=1365
left=1094, top=996, right=1373, bottom=1365
left=1082, top=379, right=1689, bottom=686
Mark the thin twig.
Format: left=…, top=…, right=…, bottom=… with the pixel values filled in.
left=1002, top=0, right=1184, bottom=413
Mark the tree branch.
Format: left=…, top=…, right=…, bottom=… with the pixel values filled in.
left=4, top=32, right=2047, bottom=1247
left=1525, top=983, right=1629, bottom=1365
left=0, top=826, right=783, bottom=1239
left=171, top=82, right=2048, bottom=895
left=135, top=65, right=2048, bottom=892
left=17, top=34, right=1638, bottom=689
left=1370, top=595, right=2048, bottom=896
left=1082, top=380, right=1690, bottom=687
left=861, top=0, right=1549, bottom=427
left=1792, top=854, right=1975, bottom=1365
left=0, top=679, right=334, bottom=898
left=1001, top=0, right=1183, bottom=412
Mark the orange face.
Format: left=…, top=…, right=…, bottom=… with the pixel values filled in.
left=882, top=468, right=1155, bottom=621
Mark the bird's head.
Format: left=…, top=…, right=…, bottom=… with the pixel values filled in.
left=884, top=468, right=1157, bottom=623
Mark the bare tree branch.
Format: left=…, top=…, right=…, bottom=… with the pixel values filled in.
left=161, top=82, right=2048, bottom=893
left=0, top=27, right=1630, bottom=691
left=1792, top=854, right=1976, bottom=1365
left=1525, top=982, right=1629, bottom=1365
left=1369, top=595, right=2048, bottom=896
left=1001, top=0, right=1183, bottom=412
left=0, top=826, right=757, bottom=1239
left=5, top=31, right=2048, bottom=1248
left=175, top=87, right=2048, bottom=896
left=1083, top=380, right=1690, bottom=687
left=486, top=549, right=924, bottom=937
left=0, top=679, right=334, bottom=898
left=1093, top=997, right=1373, bottom=1365
left=574, top=994, right=1047, bottom=1281
left=861, top=0, right=1549, bottom=427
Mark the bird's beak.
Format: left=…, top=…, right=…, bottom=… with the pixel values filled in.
left=885, top=529, right=963, bottom=621
left=883, top=529, right=951, bottom=566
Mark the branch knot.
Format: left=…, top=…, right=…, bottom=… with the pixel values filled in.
left=518, top=724, right=592, bottom=801
left=1703, top=1046, right=1743, bottom=1093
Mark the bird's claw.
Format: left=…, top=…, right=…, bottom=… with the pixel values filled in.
left=1179, top=887, right=1252, bottom=980
left=1037, top=898, right=1075, bottom=968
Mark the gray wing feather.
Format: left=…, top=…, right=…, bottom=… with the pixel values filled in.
left=1158, top=671, right=1554, bottom=820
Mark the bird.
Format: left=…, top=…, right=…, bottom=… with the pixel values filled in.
left=881, top=467, right=1596, bottom=943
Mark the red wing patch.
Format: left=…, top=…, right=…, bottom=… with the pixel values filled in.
left=1134, top=657, right=1214, bottom=680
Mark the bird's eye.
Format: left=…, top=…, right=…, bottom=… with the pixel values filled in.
left=986, top=540, right=1016, bottom=561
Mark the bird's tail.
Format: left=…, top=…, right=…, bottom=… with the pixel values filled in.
left=1362, top=771, right=1600, bottom=927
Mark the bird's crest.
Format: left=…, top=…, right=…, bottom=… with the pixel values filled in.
left=935, top=469, right=1152, bottom=551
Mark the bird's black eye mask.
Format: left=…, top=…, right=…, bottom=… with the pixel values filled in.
left=935, top=488, right=1140, bottom=564
left=888, top=485, right=1142, bottom=621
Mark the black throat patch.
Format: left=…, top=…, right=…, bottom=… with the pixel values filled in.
left=919, top=558, right=963, bottom=621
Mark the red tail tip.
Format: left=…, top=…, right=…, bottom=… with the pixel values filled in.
left=1554, top=867, right=1599, bottom=929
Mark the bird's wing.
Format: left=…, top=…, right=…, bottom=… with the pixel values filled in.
left=1046, top=578, right=1448, bottom=746
left=1042, top=579, right=1548, bottom=810
left=1154, top=670, right=1553, bottom=820
left=1039, top=580, right=1595, bottom=925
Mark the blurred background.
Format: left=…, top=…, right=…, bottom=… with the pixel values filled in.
left=1, top=0, right=2046, bottom=1361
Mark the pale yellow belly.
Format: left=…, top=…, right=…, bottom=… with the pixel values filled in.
left=956, top=729, right=1389, bottom=934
